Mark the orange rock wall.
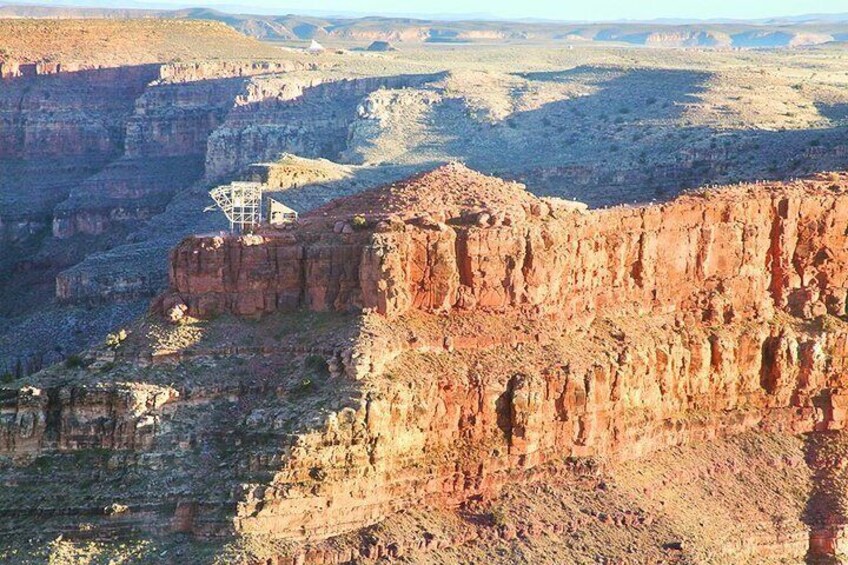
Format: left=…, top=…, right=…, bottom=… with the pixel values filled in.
left=232, top=317, right=848, bottom=541
left=168, top=185, right=848, bottom=324
left=137, top=179, right=848, bottom=546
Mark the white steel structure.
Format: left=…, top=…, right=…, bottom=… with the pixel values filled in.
left=206, top=181, right=263, bottom=233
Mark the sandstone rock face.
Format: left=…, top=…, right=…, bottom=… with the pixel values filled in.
left=167, top=165, right=848, bottom=325
left=229, top=318, right=848, bottom=541
left=51, top=61, right=314, bottom=240
left=0, top=382, right=177, bottom=458
left=203, top=72, right=445, bottom=179
left=0, top=64, right=167, bottom=325
left=144, top=165, right=848, bottom=548
left=125, top=61, right=309, bottom=160
left=6, top=165, right=848, bottom=562
left=0, top=65, right=160, bottom=160
left=55, top=248, right=166, bottom=304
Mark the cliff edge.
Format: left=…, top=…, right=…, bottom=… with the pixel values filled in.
left=3, top=165, right=848, bottom=563
left=166, top=163, right=848, bottom=325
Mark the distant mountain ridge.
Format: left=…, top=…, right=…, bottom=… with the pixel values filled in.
left=1, top=3, right=848, bottom=47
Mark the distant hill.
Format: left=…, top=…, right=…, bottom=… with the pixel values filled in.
left=0, top=17, right=285, bottom=68
left=1, top=4, right=848, bottom=47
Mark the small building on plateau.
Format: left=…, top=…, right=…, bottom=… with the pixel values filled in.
left=268, top=197, right=298, bottom=226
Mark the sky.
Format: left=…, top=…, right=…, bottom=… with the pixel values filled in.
left=16, top=0, right=848, bottom=21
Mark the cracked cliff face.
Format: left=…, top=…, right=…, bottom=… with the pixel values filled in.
left=166, top=164, right=848, bottom=324
left=4, top=164, right=848, bottom=563
left=152, top=164, right=848, bottom=558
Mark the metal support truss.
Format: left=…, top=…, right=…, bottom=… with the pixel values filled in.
left=205, top=181, right=263, bottom=233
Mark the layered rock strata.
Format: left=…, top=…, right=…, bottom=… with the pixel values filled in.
left=167, top=164, right=848, bottom=324
left=203, top=72, right=445, bottom=179
left=52, top=60, right=315, bottom=239
left=154, top=165, right=848, bottom=550
left=4, top=166, right=848, bottom=563
left=0, top=65, right=162, bottom=251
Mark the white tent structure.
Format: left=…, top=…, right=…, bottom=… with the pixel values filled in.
left=307, top=40, right=325, bottom=55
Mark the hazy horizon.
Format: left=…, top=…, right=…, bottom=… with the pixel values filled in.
left=4, top=0, right=848, bottom=23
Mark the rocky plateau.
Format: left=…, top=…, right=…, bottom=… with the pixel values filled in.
left=3, top=165, right=848, bottom=563
left=4, top=15, right=848, bottom=565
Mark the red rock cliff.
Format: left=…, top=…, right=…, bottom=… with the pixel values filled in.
left=5, top=165, right=848, bottom=561
left=166, top=164, right=848, bottom=325
left=161, top=165, right=848, bottom=551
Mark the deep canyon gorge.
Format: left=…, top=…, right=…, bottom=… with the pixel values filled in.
left=3, top=14, right=848, bottom=565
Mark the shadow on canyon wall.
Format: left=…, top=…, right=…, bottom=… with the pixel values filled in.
left=420, top=66, right=848, bottom=207
left=2, top=63, right=848, bottom=375
left=0, top=66, right=449, bottom=375
left=203, top=71, right=448, bottom=180
left=0, top=311, right=369, bottom=546
left=803, top=429, right=848, bottom=564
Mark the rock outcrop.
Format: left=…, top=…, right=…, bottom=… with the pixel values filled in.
left=153, top=165, right=848, bottom=552
left=203, top=72, right=445, bottom=179
left=5, top=165, right=848, bottom=562
left=167, top=164, right=848, bottom=324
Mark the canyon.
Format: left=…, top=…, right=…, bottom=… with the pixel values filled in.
left=4, top=19, right=848, bottom=377
left=3, top=165, right=848, bottom=562
left=4, top=14, right=848, bottom=565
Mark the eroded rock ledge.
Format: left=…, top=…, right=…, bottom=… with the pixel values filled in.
left=165, top=163, right=848, bottom=325
left=4, top=165, right=848, bottom=563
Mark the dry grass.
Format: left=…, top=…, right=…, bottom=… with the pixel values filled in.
left=0, top=19, right=284, bottom=67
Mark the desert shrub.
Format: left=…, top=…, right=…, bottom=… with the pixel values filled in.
left=105, top=329, right=128, bottom=349
left=490, top=505, right=508, bottom=527
left=294, top=378, right=313, bottom=395
left=104, top=503, right=128, bottom=515
left=64, top=355, right=85, bottom=369
left=351, top=215, right=368, bottom=230
left=304, top=354, right=329, bottom=377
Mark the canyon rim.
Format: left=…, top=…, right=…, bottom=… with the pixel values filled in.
left=3, top=6, right=848, bottom=565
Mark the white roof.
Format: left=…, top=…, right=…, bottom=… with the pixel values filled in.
left=268, top=197, right=298, bottom=214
